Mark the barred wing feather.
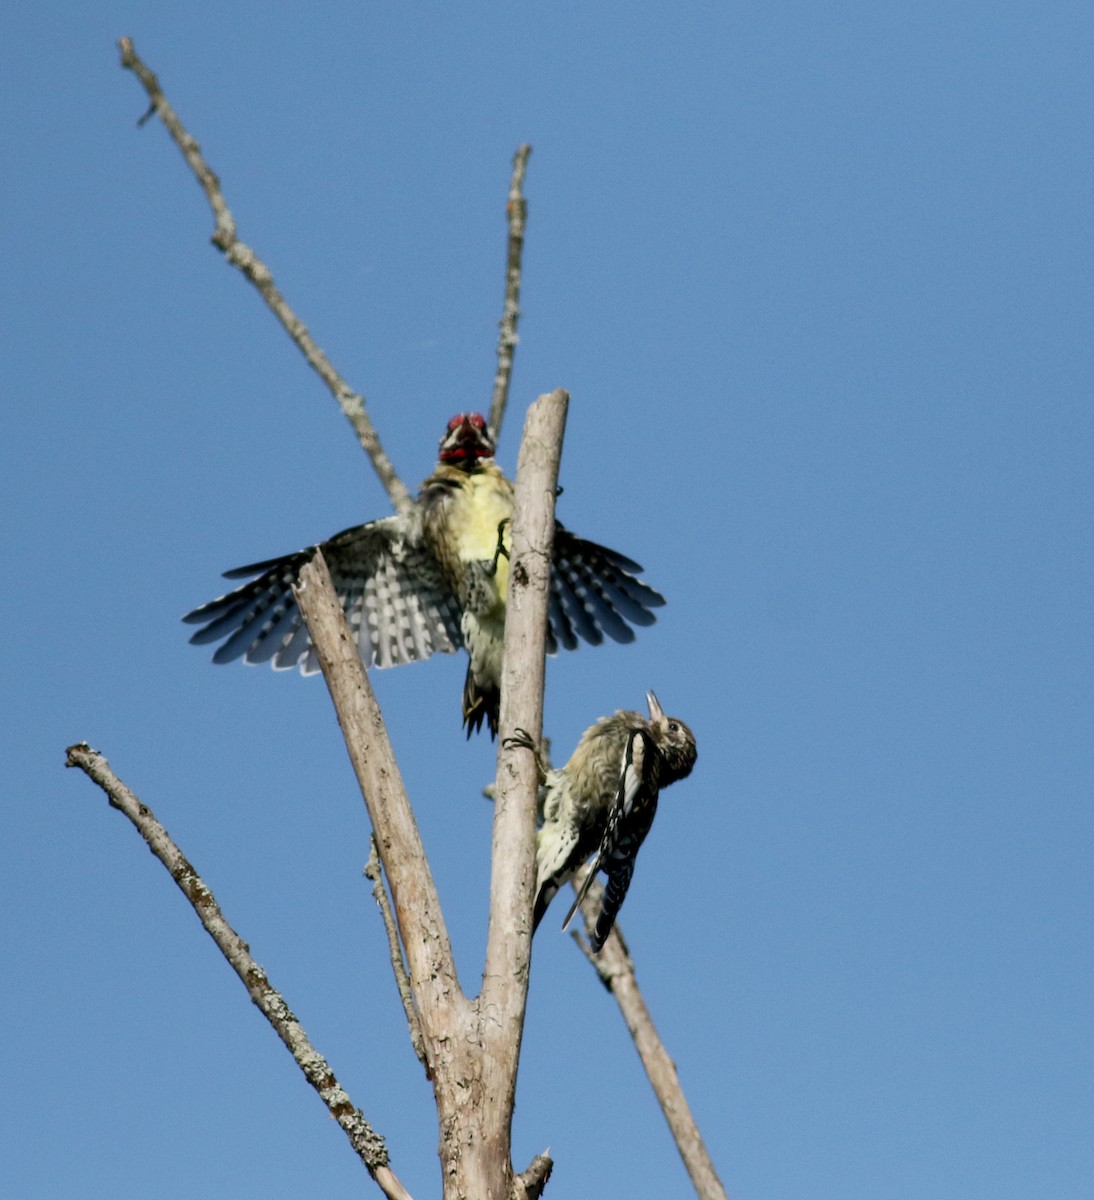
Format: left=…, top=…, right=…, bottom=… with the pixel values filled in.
left=183, top=517, right=464, bottom=674
left=561, top=728, right=653, bottom=935
left=549, top=527, right=665, bottom=651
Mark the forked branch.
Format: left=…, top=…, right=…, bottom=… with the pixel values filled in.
left=293, top=392, right=565, bottom=1198
left=110, top=38, right=725, bottom=1198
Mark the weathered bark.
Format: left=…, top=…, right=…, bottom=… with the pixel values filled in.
left=294, top=391, right=566, bottom=1198
left=64, top=743, right=414, bottom=1200
left=574, top=898, right=729, bottom=1200
left=488, top=144, right=532, bottom=441
left=106, top=41, right=730, bottom=1192
left=117, top=36, right=412, bottom=512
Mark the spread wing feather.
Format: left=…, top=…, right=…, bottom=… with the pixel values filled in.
left=183, top=516, right=463, bottom=674
left=550, top=527, right=665, bottom=649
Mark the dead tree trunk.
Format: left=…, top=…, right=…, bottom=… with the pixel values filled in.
left=293, top=392, right=566, bottom=1199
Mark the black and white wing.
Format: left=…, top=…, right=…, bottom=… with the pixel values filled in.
left=547, top=527, right=666, bottom=654
left=561, top=728, right=658, bottom=949
left=183, top=515, right=464, bottom=675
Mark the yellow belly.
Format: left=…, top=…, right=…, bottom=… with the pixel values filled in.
left=451, top=473, right=513, bottom=603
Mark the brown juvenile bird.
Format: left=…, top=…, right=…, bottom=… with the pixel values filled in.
left=184, top=413, right=665, bottom=736
left=515, top=691, right=697, bottom=950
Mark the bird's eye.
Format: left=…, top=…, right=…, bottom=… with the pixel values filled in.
left=668, top=721, right=679, bottom=732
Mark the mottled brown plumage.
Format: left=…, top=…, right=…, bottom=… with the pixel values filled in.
left=514, top=692, right=697, bottom=947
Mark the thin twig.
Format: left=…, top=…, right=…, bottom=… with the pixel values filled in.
left=64, top=742, right=414, bottom=1200
left=570, top=888, right=728, bottom=1200
left=364, top=837, right=428, bottom=1071
left=487, top=145, right=532, bottom=442
left=116, top=36, right=412, bottom=514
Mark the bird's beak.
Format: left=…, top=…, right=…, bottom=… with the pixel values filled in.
left=646, top=690, right=664, bottom=721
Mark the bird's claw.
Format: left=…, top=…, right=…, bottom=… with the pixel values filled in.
left=504, top=726, right=550, bottom=780
left=503, top=726, right=535, bottom=751
left=487, top=518, right=511, bottom=576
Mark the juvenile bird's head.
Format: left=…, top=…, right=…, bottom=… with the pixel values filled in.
left=646, top=690, right=698, bottom=784
left=439, top=412, right=496, bottom=469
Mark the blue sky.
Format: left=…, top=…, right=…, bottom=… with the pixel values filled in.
left=5, top=3, right=1093, bottom=1197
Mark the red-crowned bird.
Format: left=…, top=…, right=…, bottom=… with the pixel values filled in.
left=184, top=413, right=665, bottom=736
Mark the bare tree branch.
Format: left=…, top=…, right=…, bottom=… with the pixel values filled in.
left=293, top=395, right=565, bottom=1198
left=291, top=554, right=468, bottom=1077
left=114, top=40, right=724, bottom=1195
left=570, top=886, right=728, bottom=1200
left=488, top=145, right=532, bottom=441
left=64, top=742, right=414, bottom=1200
left=503, top=701, right=727, bottom=1199
left=116, top=36, right=412, bottom=514
left=475, top=391, right=568, bottom=1190
left=479, top=390, right=567, bottom=1149
left=364, top=837, right=428, bottom=1071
